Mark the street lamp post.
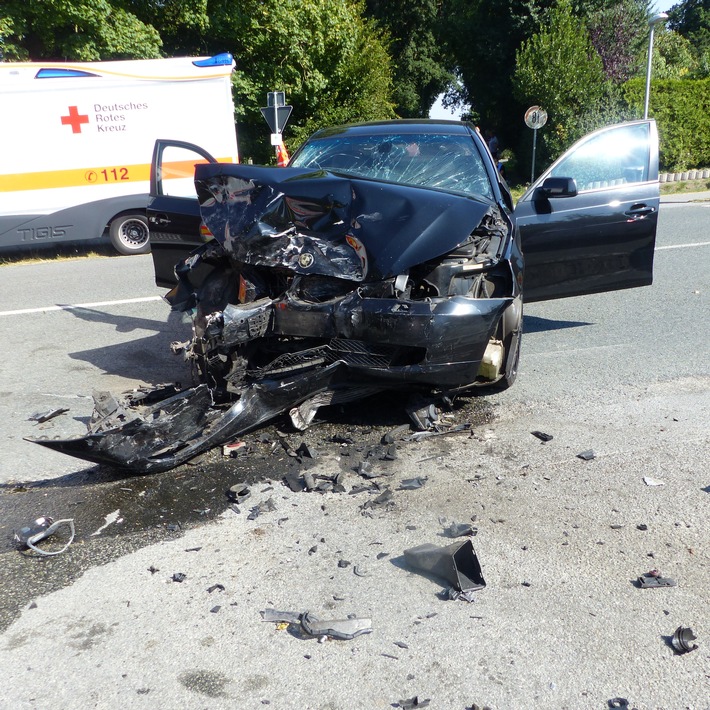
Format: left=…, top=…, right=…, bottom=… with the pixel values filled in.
left=644, top=12, right=668, bottom=119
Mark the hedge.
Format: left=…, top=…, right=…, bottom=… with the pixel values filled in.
left=623, top=78, right=710, bottom=172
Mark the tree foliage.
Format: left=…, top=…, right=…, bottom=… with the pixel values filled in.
left=513, top=0, right=607, bottom=160
left=363, top=0, right=454, bottom=117
left=0, top=0, right=162, bottom=61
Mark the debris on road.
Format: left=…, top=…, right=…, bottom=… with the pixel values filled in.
left=260, top=609, right=372, bottom=640
left=637, top=570, right=676, bottom=588
left=403, top=539, right=486, bottom=593
left=643, top=476, right=665, bottom=486
left=398, top=477, right=428, bottom=490
left=172, top=573, right=187, bottom=583
left=28, top=407, right=69, bottom=423
left=576, top=449, right=596, bottom=460
left=397, top=696, right=431, bottom=709
left=247, top=497, right=276, bottom=521
left=227, top=483, right=251, bottom=505
left=223, top=440, right=247, bottom=457
left=531, top=430, right=553, bottom=442
left=13, top=516, right=75, bottom=556
left=442, top=520, right=477, bottom=538
left=671, top=626, right=698, bottom=654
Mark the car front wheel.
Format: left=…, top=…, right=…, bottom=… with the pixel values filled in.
left=109, top=214, right=150, bottom=255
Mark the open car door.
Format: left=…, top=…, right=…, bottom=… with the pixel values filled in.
left=514, top=120, right=659, bottom=303
left=148, top=140, right=218, bottom=288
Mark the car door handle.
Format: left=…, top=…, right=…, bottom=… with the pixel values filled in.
left=150, top=213, right=171, bottom=226
left=624, top=204, right=655, bottom=219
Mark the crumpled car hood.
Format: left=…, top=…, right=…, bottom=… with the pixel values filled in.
left=195, top=163, right=495, bottom=282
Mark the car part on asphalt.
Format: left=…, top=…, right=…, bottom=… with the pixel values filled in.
left=172, top=572, right=187, bottom=582
left=577, top=449, right=596, bottom=460
left=607, top=699, right=630, bottom=709
left=247, top=497, right=276, bottom=520
left=443, top=521, right=477, bottom=538
left=398, top=477, right=428, bottom=490
left=28, top=408, right=69, bottom=423
left=261, top=609, right=372, bottom=640
left=637, top=570, right=676, bottom=588
left=643, top=476, right=665, bottom=486
left=227, top=483, right=251, bottom=504
left=403, top=539, right=486, bottom=593
left=531, top=430, right=553, bottom=442
left=671, top=626, right=698, bottom=654
left=398, top=697, right=431, bottom=709
left=13, top=517, right=75, bottom=556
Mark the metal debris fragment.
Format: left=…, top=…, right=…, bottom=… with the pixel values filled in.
left=443, top=521, right=477, bottom=538
left=671, top=626, right=698, bottom=654
left=531, top=430, right=553, bottom=442
left=576, top=449, right=596, bottom=460
left=14, top=517, right=75, bottom=556
left=172, top=573, right=187, bottom=583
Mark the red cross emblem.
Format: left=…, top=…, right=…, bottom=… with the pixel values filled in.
left=61, top=106, right=89, bottom=133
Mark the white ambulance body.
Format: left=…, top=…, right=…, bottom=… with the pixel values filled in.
left=0, top=53, right=238, bottom=254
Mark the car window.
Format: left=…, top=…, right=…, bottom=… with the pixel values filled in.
left=549, top=122, right=650, bottom=192
left=290, top=132, right=494, bottom=200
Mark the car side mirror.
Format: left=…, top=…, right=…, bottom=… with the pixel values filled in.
left=535, top=177, right=578, bottom=199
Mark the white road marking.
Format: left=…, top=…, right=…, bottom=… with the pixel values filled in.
left=656, top=241, right=710, bottom=251
left=0, top=295, right=162, bottom=317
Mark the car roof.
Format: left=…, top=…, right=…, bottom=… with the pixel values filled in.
left=307, top=119, right=476, bottom=140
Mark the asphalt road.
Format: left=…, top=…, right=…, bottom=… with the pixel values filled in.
left=0, top=194, right=708, bottom=709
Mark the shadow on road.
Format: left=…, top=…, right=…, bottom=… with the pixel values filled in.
left=523, top=314, right=592, bottom=333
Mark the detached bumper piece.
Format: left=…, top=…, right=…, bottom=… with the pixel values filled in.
left=28, top=363, right=360, bottom=473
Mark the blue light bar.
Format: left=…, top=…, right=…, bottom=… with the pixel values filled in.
left=193, top=53, right=233, bottom=67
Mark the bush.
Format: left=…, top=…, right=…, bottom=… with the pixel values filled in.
left=622, top=78, right=710, bottom=171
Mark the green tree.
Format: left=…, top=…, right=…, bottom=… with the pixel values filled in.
left=512, top=0, right=608, bottom=161
left=206, top=0, right=395, bottom=162
left=0, top=0, right=162, bottom=61
left=668, top=0, right=710, bottom=75
left=363, top=0, right=454, bottom=117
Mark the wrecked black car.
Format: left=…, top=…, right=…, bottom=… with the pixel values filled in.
left=33, top=119, right=659, bottom=472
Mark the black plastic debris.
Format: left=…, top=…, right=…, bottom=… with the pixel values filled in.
left=394, top=641, right=409, bottom=649
left=360, top=488, right=394, bottom=513
left=397, top=696, right=430, bottom=709
left=172, top=573, right=187, bottom=583
left=207, top=584, right=225, bottom=593
left=637, top=570, right=676, bottom=588
left=404, top=539, right=485, bottom=593
left=407, top=399, right=440, bottom=431
left=671, top=626, right=698, bottom=654
left=577, top=449, right=596, bottom=460
left=443, top=522, right=477, bottom=538
left=260, top=609, right=372, bottom=640
left=338, top=559, right=351, bottom=568
left=14, top=517, right=75, bottom=556
left=398, top=477, right=428, bottom=490
left=446, top=587, right=477, bottom=602
left=227, top=484, right=251, bottom=504
left=284, top=472, right=307, bottom=492
left=607, top=699, right=630, bottom=709
left=295, top=442, right=319, bottom=460
left=531, top=430, right=553, bottom=442
left=28, top=408, right=69, bottom=423
left=353, top=565, right=369, bottom=577
left=247, top=497, right=277, bottom=521
left=210, top=606, right=221, bottom=614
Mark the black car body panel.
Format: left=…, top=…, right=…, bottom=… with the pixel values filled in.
left=32, top=120, right=659, bottom=473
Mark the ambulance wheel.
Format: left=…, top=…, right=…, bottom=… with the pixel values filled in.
left=109, top=214, right=150, bottom=255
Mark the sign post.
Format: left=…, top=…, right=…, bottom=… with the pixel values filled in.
left=524, top=106, right=548, bottom=183
left=260, top=91, right=293, bottom=165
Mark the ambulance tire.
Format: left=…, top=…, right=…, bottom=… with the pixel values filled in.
left=109, top=214, right=151, bottom=255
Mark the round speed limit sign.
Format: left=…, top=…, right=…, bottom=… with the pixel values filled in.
left=524, top=106, right=548, bottom=130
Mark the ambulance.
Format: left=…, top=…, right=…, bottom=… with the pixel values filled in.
left=0, top=53, right=238, bottom=254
